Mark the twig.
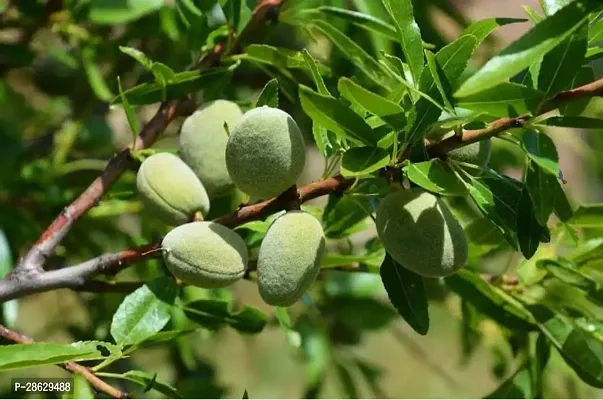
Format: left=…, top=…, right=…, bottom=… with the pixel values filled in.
left=2, top=33, right=603, bottom=303
left=15, top=100, right=195, bottom=277
left=0, top=324, right=129, bottom=399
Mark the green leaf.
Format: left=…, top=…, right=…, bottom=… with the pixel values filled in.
left=255, top=78, right=279, bottom=108
left=536, top=24, right=588, bottom=101
left=341, top=146, right=390, bottom=177
left=110, top=276, right=177, bottom=346
left=525, top=161, right=556, bottom=226
left=117, top=76, right=139, bottom=141
left=520, top=130, right=559, bottom=176
left=455, top=0, right=598, bottom=97
left=299, top=85, right=377, bottom=146
left=119, top=46, right=153, bottom=70
left=182, top=299, right=267, bottom=334
left=0, top=341, right=117, bottom=371
left=379, top=255, right=429, bottom=335
left=456, top=82, right=544, bottom=117
left=553, top=182, right=574, bottom=222
left=538, top=116, right=603, bottom=129
left=537, top=258, right=597, bottom=291
left=302, top=49, right=333, bottom=157
left=111, top=66, right=236, bottom=105
left=529, top=304, right=603, bottom=388
left=424, top=50, right=454, bottom=111
left=242, top=45, right=330, bottom=75
left=445, top=269, right=536, bottom=331
left=89, top=0, right=164, bottom=24
left=541, top=0, right=571, bottom=16
left=485, top=363, right=533, bottom=398
left=229, top=0, right=242, bottom=31
left=560, top=66, right=595, bottom=116
left=570, top=204, right=603, bottom=227
left=408, top=35, right=478, bottom=143
left=465, top=218, right=507, bottom=260
left=310, top=20, right=392, bottom=88
left=517, top=184, right=545, bottom=259
left=523, top=5, right=545, bottom=22
left=323, top=195, right=372, bottom=239
left=316, top=6, right=397, bottom=41
left=460, top=18, right=527, bottom=44
left=98, top=370, right=181, bottom=398
left=464, top=173, right=522, bottom=249
left=337, top=78, right=406, bottom=129
left=275, top=307, right=292, bottom=330
left=127, top=329, right=195, bottom=350
left=404, top=159, right=468, bottom=196
left=381, top=0, right=424, bottom=85
left=81, top=47, right=113, bottom=102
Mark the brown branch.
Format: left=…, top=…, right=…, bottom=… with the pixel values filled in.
left=13, top=0, right=289, bottom=278
left=16, top=100, right=194, bottom=276
left=0, top=324, right=129, bottom=398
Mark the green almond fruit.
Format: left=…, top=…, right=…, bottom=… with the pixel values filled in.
left=162, top=221, right=248, bottom=288
left=180, top=100, right=244, bottom=198
left=225, top=106, right=306, bottom=199
left=137, top=152, right=210, bottom=225
left=257, top=211, right=326, bottom=306
left=376, top=188, right=468, bottom=278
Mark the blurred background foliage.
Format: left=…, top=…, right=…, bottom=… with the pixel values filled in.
left=1, top=0, right=603, bottom=398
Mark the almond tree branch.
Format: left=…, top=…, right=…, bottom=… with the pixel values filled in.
left=12, top=0, right=287, bottom=278
left=0, top=324, right=129, bottom=398
left=1, top=59, right=602, bottom=303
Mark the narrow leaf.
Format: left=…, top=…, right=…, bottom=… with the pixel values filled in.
left=341, top=146, right=390, bottom=177
left=337, top=78, right=406, bottom=129
left=299, top=85, right=377, bottom=146
left=408, top=35, right=478, bottom=143
left=381, top=0, right=424, bottom=85
left=538, top=116, right=603, bottom=129
left=537, top=258, right=597, bottom=291
left=255, top=78, right=279, bottom=108
left=446, top=269, right=536, bottom=331
left=520, top=130, right=559, bottom=176
left=517, top=184, right=545, bottom=259
left=405, top=160, right=468, bottom=196
left=310, top=20, right=393, bottom=88
left=0, top=342, right=116, bottom=371
left=117, top=76, right=139, bottom=141
left=456, top=82, right=544, bottom=117
left=182, top=299, right=267, bottom=334
left=119, top=46, right=153, bottom=70
left=570, top=204, right=603, bottom=227
left=525, top=161, right=556, bottom=226
left=455, top=1, right=598, bottom=97
left=379, top=255, right=429, bottom=335
left=537, top=24, right=588, bottom=100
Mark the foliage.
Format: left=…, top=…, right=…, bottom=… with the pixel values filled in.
left=1, top=0, right=603, bottom=398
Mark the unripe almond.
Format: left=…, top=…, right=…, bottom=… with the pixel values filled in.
left=257, top=211, right=326, bottom=306
left=162, top=221, right=248, bottom=288
left=225, top=106, right=306, bottom=199
left=137, top=152, right=210, bottom=225
left=375, top=188, right=468, bottom=278
left=179, top=100, right=244, bottom=198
